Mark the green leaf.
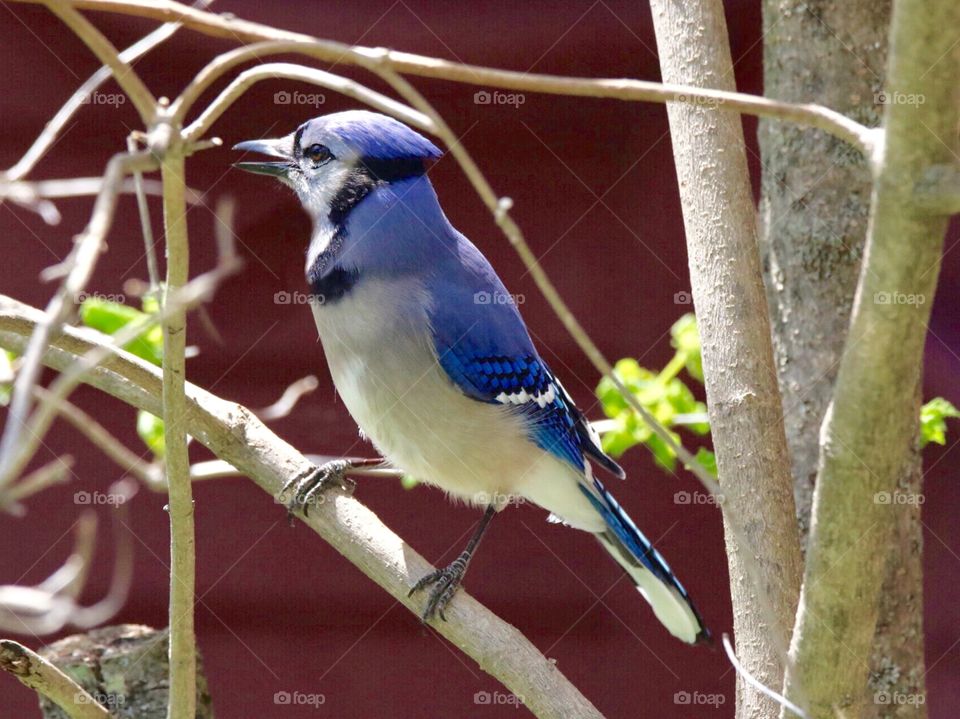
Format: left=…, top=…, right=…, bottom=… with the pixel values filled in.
left=670, top=313, right=704, bottom=383
left=693, top=447, right=718, bottom=477
left=79, top=298, right=163, bottom=366
left=920, top=397, right=960, bottom=447
left=137, top=410, right=165, bottom=458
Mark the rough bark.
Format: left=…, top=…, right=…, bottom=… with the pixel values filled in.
left=648, top=2, right=803, bottom=718
left=780, top=0, right=960, bottom=714
left=759, top=3, right=927, bottom=718
left=36, top=625, right=213, bottom=719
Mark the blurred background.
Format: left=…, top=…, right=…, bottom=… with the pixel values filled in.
left=1, top=1, right=957, bottom=716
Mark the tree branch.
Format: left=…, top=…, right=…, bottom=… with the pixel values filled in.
left=648, top=3, right=804, bottom=719
left=9, top=0, right=876, bottom=156
left=0, top=295, right=605, bottom=719
left=0, top=639, right=111, bottom=719
left=781, top=0, right=960, bottom=715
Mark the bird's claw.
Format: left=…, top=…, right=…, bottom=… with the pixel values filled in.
left=280, top=460, right=357, bottom=519
left=408, top=552, right=470, bottom=622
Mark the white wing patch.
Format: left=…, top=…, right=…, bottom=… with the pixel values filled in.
left=495, top=383, right=556, bottom=408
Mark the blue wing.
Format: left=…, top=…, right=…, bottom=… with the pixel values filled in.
left=426, top=234, right=623, bottom=479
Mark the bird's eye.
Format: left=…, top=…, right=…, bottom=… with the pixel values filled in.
left=304, top=143, right=333, bottom=165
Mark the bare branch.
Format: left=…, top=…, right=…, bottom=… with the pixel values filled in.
left=0, top=639, right=111, bottom=719
left=722, top=635, right=807, bottom=719
left=0, top=150, right=155, bottom=495
left=41, top=0, right=157, bottom=123
left=0, top=296, right=605, bottom=719
left=18, top=0, right=877, bottom=155
left=255, top=375, right=319, bottom=421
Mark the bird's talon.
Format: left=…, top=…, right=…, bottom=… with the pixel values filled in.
left=409, top=556, right=468, bottom=621
left=281, top=460, right=355, bottom=517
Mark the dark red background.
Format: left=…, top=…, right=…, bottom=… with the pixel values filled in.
left=1, top=2, right=958, bottom=717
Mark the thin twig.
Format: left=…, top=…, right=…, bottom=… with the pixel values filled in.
left=157, top=137, right=195, bottom=719
left=127, top=135, right=161, bottom=289
left=33, top=386, right=161, bottom=486
left=0, top=639, right=111, bottom=719
left=182, top=63, right=430, bottom=142
left=17, top=0, right=876, bottom=155
left=41, top=0, right=157, bottom=123
left=255, top=375, right=319, bottom=421
left=2, top=1, right=206, bottom=183
left=722, top=634, right=807, bottom=719
left=0, top=150, right=155, bottom=494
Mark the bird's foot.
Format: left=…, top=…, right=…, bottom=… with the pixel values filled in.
left=280, top=460, right=356, bottom=519
left=408, top=551, right=471, bottom=622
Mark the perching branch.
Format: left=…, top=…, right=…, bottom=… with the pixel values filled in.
left=0, top=639, right=111, bottom=719
left=0, top=296, right=605, bottom=719
left=781, top=0, right=960, bottom=716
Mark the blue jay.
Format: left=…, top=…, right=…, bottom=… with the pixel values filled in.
left=234, top=110, right=708, bottom=644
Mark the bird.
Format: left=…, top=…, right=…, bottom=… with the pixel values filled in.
left=234, top=110, right=709, bottom=644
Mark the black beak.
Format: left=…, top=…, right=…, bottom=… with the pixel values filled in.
left=232, top=138, right=292, bottom=177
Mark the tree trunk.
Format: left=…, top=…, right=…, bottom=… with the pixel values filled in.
left=759, top=3, right=927, bottom=716
left=37, top=624, right=213, bottom=719
left=648, top=2, right=803, bottom=718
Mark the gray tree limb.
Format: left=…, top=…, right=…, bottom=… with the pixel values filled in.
left=759, top=3, right=927, bottom=716
left=781, top=0, right=960, bottom=715
left=647, top=2, right=804, bottom=718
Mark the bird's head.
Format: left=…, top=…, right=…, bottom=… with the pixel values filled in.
left=233, top=110, right=442, bottom=221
